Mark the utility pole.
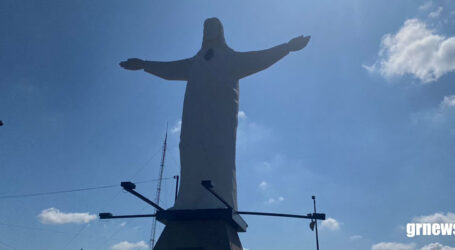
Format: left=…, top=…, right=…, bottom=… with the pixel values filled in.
left=312, top=195, right=320, bottom=250
left=149, top=125, right=168, bottom=250
left=173, top=175, right=179, bottom=202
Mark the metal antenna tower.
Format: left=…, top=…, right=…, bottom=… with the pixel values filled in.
left=149, top=124, right=168, bottom=249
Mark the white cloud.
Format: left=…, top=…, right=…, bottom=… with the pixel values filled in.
left=321, top=217, right=340, bottom=231
left=38, top=208, right=96, bottom=224
left=120, top=222, right=127, bottom=227
left=364, top=19, right=455, bottom=83
left=350, top=235, right=362, bottom=240
left=429, top=6, right=444, bottom=18
left=171, top=120, right=182, bottom=134
left=420, top=243, right=455, bottom=250
left=412, top=212, right=455, bottom=223
left=111, top=241, right=148, bottom=250
left=238, top=110, right=247, bottom=119
left=372, top=242, right=416, bottom=250
left=258, top=181, right=268, bottom=190
left=278, top=196, right=284, bottom=202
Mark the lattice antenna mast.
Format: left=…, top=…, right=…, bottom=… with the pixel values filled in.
left=150, top=124, right=168, bottom=249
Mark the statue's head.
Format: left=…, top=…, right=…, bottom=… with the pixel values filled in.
left=202, top=17, right=227, bottom=48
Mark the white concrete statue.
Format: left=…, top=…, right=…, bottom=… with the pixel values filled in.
left=120, top=17, right=310, bottom=211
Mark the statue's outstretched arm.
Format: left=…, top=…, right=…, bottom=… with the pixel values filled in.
left=233, top=35, right=310, bottom=79
left=120, top=58, right=192, bottom=81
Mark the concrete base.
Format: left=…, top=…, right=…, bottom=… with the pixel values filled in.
left=153, top=220, right=243, bottom=250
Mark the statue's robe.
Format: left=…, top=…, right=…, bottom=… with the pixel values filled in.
left=144, top=43, right=290, bottom=210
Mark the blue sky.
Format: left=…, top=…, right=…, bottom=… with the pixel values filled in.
left=1, top=0, right=455, bottom=249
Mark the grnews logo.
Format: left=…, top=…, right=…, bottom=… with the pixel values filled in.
left=407, top=223, right=455, bottom=237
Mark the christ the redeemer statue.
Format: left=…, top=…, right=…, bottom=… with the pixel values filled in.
left=120, top=17, right=309, bottom=211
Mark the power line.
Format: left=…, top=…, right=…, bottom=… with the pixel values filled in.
left=129, top=146, right=164, bottom=182
left=61, top=223, right=90, bottom=250
left=50, top=140, right=172, bottom=249
left=136, top=177, right=173, bottom=184
left=94, top=198, right=155, bottom=250
left=61, top=189, right=123, bottom=250
left=0, top=222, right=64, bottom=233
left=0, top=178, right=173, bottom=200
left=0, top=185, right=118, bottom=199
left=59, top=144, right=173, bottom=249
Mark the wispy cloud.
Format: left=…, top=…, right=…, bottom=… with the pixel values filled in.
left=420, top=243, right=455, bottom=250
left=38, top=208, right=96, bottom=224
left=171, top=120, right=182, bottom=134
left=371, top=242, right=455, bottom=250
left=237, top=117, right=271, bottom=149
left=265, top=196, right=285, bottom=205
left=419, top=1, right=433, bottom=11
left=441, top=95, right=455, bottom=109
left=266, top=198, right=276, bottom=204
left=111, top=241, right=148, bottom=250
left=350, top=235, right=362, bottom=240
left=433, top=96, right=455, bottom=124
left=321, top=217, right=340, bottom=231
left=412, top=212, right=455, bottom=223
left=258, top=181, right=268, bottom=191
left=411, top=96, right=455, bottom=135
left=363, top=19, right=455, bottom=83
left=238, top=110, right=247, bottom=119
left=257, top=180, right=284, bottom=205
left=372, top=242, right=416, bottom=250
left=429, top=6, right=443, bottom=18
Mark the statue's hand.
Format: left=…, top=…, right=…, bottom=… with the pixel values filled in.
left=287, top=35, right=310, bottom=52
left=119, top=58, right=145, bottom=70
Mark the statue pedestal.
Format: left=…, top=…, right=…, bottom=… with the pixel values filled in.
left=154, top=209, right=247, bottom=250
left=154, top=220, right=242, bottom=250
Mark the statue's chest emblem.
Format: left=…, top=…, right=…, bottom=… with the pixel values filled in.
left=204, top=49, right=215, bottom=61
